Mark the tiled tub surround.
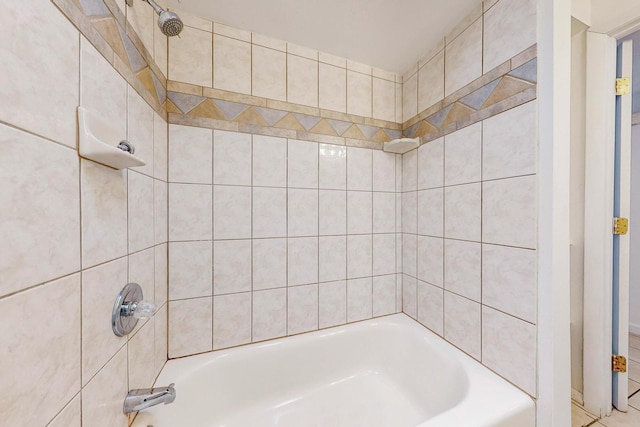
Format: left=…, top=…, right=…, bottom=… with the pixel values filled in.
left=167, top=127, right=402, bottom=357
left=1, top=2, right=168, bottom=426
left=401, top=100, right=538, bottom=397
left=53, top=0, right=169, bottom=116
left=167, top=12, right=403, bottom=123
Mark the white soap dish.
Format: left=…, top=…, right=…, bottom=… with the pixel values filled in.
left=77, top=107, right=146, bottom=170
left=383, top=137, right=420, bottom=154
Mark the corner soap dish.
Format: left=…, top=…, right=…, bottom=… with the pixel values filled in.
left=383, top=137, right=420, bottom=154
left=77, top=107, right=146, bottom=170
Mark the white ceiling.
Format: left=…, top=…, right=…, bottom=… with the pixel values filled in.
left=167, top=0, right=482, bottom=74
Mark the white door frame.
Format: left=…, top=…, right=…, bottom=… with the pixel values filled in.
left=582, top=19, right=640, bottom=418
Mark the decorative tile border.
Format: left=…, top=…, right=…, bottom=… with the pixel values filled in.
left=52, top=0, right=167, bottom=117
left=51, top=0, right=537, bottom=150
left=403, top=45, right=537, bottom=144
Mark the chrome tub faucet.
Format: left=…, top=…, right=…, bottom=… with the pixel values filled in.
left=123, top=383, right=176, bottom=414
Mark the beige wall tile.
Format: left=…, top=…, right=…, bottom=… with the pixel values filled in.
left=253, top=288, right=287, bottom=341
left=81, top=37, right=127, bottom=139
left=319, top=280, right=347, bottom=328
left=417, top=236, right=443, bottom=287
left=483, top=244, right=537, bottom=323
left=128, top=318, right=155, bottom=389
left=444, top=239, right=481, bottom=302
left=82, top=346, right=129, bottom=427
left=418, top=50, right=444, bottom=113
left=128, top=171, right=155, bottom=253
left=169, top=26, right=212, bottom=87
left=373, top=77, right=396, bottom=122
left=445, top=19, right=483, bottom=96
left=417, top=280, right=444, bottom=335
left=483, top=0, right=537, bottom=72
left=168, top=183, right=212, bottom=241
left=288, top=43, right=318, bottom=60
left=81, top=160, right=128, bottom=268
left=347, top=60, right=371, bottom=75
left=0, top=274, right=80, bottom=427
left=154, top=113, right=168, bottom=181
left=128, top=87, right=155, bottom=177
left=347, top=71, right=372, bottom=117
left=347, top=277, right=373, bottom=322
left=214, top=22, right=251, bottom=42
left=168, top=124, right=213, bottom=184
left=319, top=52, right=347, bottom=68
left=418, top=138, right=444, bottom=190
left=214, top=34, right=251, bottom=94
left=288, top=54, right=319, bottom=107
left=214, top=292, right=252, bottom=349
left=127, top=0, right=154, bottom=56
left=154, top=303, right=168, bottom=376
left=417, top=188, right=443, bottom=237
left=82, top=258, right=127, bottom=384
left=0, top=125, right=80, bottom=297
left=154, top=18, right=168, bottom=77
left=396, top=82, right=403, bottom=123
left=483, top=100, right=537, bottom=181
left=444, top=122, right=482, bottom=186
left=319, top=63, right=347, bottom=113
left=154, top=180, right=168, bottom=245
left=169, top=297, right=213, bottom=357
left=175, top=8, right=212, bottom=32
left=444, top=292, right=481, bottom=360
left=252, top=33, right=286, bottom=51
left=48, top=395, right=81, bottom=427
left=288, top=284, right=319, bottom=334
left=214, top=130, right=252, bottom=185
left=1, top=0, right=79, bottom=146
left=482, top=306, right=537, bottom=395
left=444, top=183, right=481, bottom=242
left=252, top=45, right=287, bottom=101
left=482, top=176, right=537, bottom=249
left=169, top=241, right=213, bottom=299
left=373, top=275, right=396, bottom=317
left=155, top=243, right=168, bottom=305
left=128, top=247, right=156, bottom=313
left=403, top=274, right=417, bottom=318
left=403, top=72, right=418, bottom=122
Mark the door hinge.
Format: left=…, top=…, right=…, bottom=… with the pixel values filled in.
left=613, top=217, right=629, bottom=235
left=616, top=77, right=631, bottom=95
left=613, top=355, right=627, bottom=373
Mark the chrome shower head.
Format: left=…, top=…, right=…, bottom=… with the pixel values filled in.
left=127, top=0, right=183, bottom=37
left=157, top=10, right=183, bottom=37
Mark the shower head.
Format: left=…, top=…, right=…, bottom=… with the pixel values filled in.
left=156, top=10, right=184, bottom=37
left=127, top=0, right=183, bottom=37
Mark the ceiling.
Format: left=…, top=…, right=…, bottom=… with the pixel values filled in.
left=166, top=0, right=482, bottom=74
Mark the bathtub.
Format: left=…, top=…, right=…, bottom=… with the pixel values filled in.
left=133, top=314, right=534, bottom=427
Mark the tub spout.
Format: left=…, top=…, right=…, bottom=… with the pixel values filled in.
left=123, top=383, right=176, bottom=414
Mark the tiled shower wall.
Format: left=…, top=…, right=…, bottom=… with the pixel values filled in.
left=0, top=1, right=168, bottom=426
left=400, top=0, right=538, bottom=398
left=167, top=11, right=403, bottom=123
left=166, top=127, right=402, bottom=357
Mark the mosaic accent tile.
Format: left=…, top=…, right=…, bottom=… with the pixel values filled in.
left=310, top=120, right=338, bottom=136
left=327, top=119, right=354, bottom=136
left=426, top=104, right=453, bottom=128
left=79, top=0, right=110, bottom=16
left=167, top=92, right=206, bottom=114
left=459, top=79, right=501, bottom=110
left=294, top=114, right=322, bottom=131
left=213, top=99, right=250, bottom=120
left=359, top=124, right=381, bottom=140
left=255, top=107, right=288, bottom=126
left=508, top=58, right=537, bottom=83
left=482, top=76, right=533, bottom=108
left=189, top=100, right=226, bottom=120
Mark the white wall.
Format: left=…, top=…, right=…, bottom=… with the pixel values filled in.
left=630, top=124, right=640, bottom=334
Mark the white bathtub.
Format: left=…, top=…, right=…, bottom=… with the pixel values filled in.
left=133, top=314, right=534, bottom=427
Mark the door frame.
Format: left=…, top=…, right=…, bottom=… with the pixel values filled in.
left=583, top=20, right=640, bottom=418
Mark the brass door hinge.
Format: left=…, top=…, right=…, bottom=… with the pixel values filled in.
left=616, top=78, right=631, bottom=95
left=613, top=217, right=629, bottom=235
left=613, top=355, right=627, bottom=373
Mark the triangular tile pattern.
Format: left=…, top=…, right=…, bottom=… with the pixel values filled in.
left=254, top=108, right=288, bottom=126
left=405, top=59, right=538, bottom=140
left=294, top=114, right=322, bottom=131
left=79, top=0, right=111, bottom=17
left=213, top=100, right=250, bottom=120
left=168, top=92, right=206, bottom=114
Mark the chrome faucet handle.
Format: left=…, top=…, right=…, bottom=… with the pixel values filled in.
left=123, top=383, right=177, bottom=414
left=112, top=283, right=156, bottom=337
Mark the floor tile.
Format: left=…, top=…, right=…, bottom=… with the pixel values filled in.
left=599, top=407, right=640, bottom=427
left=572, top=403, right=597, bottom=427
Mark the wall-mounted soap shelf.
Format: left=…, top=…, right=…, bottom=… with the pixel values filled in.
left=384, top=137, right=420, bottom=154
left=77, top=107, right=146, bottom=170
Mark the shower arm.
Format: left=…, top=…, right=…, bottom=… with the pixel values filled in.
left=125, top=0, right=164, bottom=16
